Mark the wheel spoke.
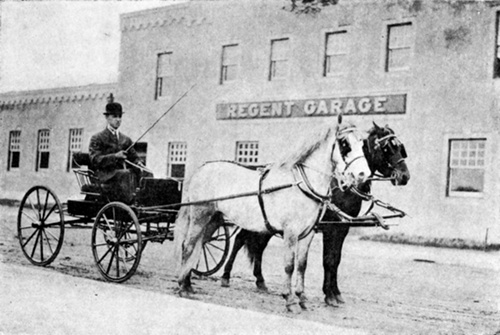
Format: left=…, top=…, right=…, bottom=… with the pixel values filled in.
left=42, top=203, right=57, bottom=222
left=36, top=189, right=41, bottom=216
left=97, top=243, right=116, bottom=266
left=41, top=191, right=50, bottom=222
left=30, top=229, right=41, bottom=259
left=204, top=242, right=225, bottom=252
left=205, top=243, right=218, bottom=264
left=27, top=197, right=40, bottom=222
left=115, top=246, right=120, bottom=278
left=117, top=245, right=131, bottom=272
left=44, top=226, right=60, bottom=243
left=105, top=244, right=117, bottom=275
left=21, top=228, right=39, bottom=248
left=202, top=246, right=209, bottom=271
left=21, top=211, right=38, bottom=224
left=41, top=228, right=54, bottom=254
left=39, top=229, right=44, bottom=261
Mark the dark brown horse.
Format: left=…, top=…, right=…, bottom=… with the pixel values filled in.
left=220, top=123, right=410, bottom=307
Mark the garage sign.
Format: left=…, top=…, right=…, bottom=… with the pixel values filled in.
left=216, top=94, right=406, bottom=120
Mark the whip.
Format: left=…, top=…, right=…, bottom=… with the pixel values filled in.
left=125, top=83, right=196, bottom=153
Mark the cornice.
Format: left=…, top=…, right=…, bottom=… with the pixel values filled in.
left=0, top=83, right=116, bottom=109
left=120, top=3, right=209, bottom=32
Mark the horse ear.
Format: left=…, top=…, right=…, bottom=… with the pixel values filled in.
left=372, top=121, right=381, bottom=130
left=338, top=112, right=343, bottom=125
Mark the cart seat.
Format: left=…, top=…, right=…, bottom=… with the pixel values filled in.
left=72, top=152, right=101, bottom=196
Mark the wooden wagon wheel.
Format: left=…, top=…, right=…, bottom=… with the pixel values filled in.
left=17, top=185, right=65, bottom=266
left=91, top=202, right=142, bottom=283
left=192, top=224, right=230, bottom=276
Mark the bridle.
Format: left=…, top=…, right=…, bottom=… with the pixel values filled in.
left=333, top=127, right=367, bottom=191
left=372, top=133, right=407, bottom=170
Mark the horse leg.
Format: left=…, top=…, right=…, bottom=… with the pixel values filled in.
left=221, top=229, right=248, bottom=288
left=295, top=231, right=315, bottom=310
left=177, top=207, right=214, bottom=295
left=252, top=234, right=272, bottom=292
left=322, top=225, right=350, bottom=306
left=282, top=231, right=300, bottom=313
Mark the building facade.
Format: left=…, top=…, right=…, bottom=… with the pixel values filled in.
left=2, top=0, right=500, bottom=243
left=0, top=84, right=117, bottom=199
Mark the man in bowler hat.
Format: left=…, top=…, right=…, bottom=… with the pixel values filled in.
left=89, top=101, right=145, bottom=203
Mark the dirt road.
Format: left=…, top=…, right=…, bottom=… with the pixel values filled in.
left=1, top=204, right=499, bottom=334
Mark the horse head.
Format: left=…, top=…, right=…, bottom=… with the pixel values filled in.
left=367, top=122, right=410, bottom=186
left=331, top=115, right=371, bottom=190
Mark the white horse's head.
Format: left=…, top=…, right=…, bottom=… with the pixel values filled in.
left=331, top=115, right=371, bottom=190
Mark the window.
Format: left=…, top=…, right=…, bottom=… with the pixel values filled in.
left=7, top=130, right=21, bottom=170
left=269, top=38, right=289, bottom=80
left=386, top=23, right=413, bottom=72
left=324, top=31, right=348, bottom=76
left=135, top=142, right=148, bottom=166
left=36, top=129, right=50, bottom=171
left=494, top=12, right=500, bottom=78
left=235, top=141, right=259, bottom=165
left=155, top=52, right=173, bottom=99
left=220, top=44, right=240, bottom=84
left=167, top=142, right=187, bottom=179
left=67, top=128, right=83, bottom=171
left=447, top=139, right=486, bottom=196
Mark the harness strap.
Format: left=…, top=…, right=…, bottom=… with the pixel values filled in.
left=258, top=169, right=283, bottom=237
left=295, top=164, right=331, bottom=202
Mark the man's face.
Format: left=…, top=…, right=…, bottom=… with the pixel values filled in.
left=106, top=114, right=122, bottom=129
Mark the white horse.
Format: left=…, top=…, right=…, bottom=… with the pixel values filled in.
left=174, top=117, right=371, bottom=312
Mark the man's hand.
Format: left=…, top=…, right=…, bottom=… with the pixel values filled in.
left=114, top=150, right=127, bottom=160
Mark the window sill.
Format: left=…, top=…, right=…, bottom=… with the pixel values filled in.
left=447, top=191, right=484, bottom=199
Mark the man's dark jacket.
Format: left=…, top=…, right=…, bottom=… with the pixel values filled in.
left=89, top=128, right=140, bottom=182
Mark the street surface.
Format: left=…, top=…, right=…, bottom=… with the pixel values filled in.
left=1, top=204, right=499, bottom=334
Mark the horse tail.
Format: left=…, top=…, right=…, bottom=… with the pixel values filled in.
left=242, top=230, right=272, bottom=266
left=173, top=205, right=191, bottom=275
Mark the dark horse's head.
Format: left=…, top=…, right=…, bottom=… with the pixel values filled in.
left=366, top=122, right=410, bottom=186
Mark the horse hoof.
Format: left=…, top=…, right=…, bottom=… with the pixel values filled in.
left=221, top=278, right=230, bottom=288
left=334, top=294, right=345, bottom=304
left=325, top=296, right=340, bottom=307
left=256, top=282, right=268, bottom=292
left=178, top=290, right=192, bottom=298
left=299, top=301, right=308, bottom=310
left=286, top=302, right=302, bottom=314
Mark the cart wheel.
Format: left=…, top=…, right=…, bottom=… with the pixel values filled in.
left=17, top=186, right=65, bottom=266
left=192, top=224, right=230, bottom=276
left=91, top=202, right=142, bottom=283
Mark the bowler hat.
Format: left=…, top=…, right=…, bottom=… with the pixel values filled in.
left=104, top=102, right=124, bottom=116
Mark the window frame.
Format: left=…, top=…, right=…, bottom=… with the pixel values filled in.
left=385, top=22, right=413, bottom=72
left=494, top=11, right=500, bottom=78
left=268, top=38, right=290, bottom=81
left=155, top=52, right=174, bottom=100
left=36, top=129, right=51, bottom=171
left=235, top=141, right=259, bottom=165
left=167, top=141, right=187, bottom=179
left=7, top=130, right=21, bottom=171
left=67, top=128, right=84, bottom=171
left=446, top=138, right=487, bottom=198
left=220, top=44, right=240, bottom=84
left=323, top=30, right=348, bottom=77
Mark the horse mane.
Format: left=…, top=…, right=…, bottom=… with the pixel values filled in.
left=276, top=121, right=357, bottom=170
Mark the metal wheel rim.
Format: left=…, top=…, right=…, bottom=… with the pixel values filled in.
left=91, top=202, right=142, bottom=283
left=17, top=185, right=65, bottom=266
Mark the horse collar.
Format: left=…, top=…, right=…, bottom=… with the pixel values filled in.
left=294, top=164, right=331, bottom=203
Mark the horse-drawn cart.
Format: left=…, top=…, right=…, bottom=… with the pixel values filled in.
left=17, top=153, right=230, bottom=283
